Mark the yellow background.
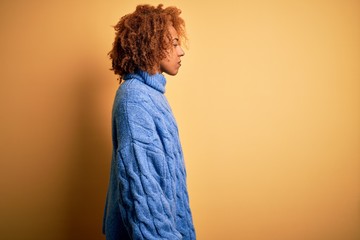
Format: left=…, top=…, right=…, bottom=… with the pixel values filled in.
left=0, top=0, right=359, bottom=239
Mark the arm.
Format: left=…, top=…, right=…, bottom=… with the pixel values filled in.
left=115, top=101, right=182, bottom=240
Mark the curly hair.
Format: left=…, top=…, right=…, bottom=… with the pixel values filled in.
left=109, top=4, right=187, bottom=82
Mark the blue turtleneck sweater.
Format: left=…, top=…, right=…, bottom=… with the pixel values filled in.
left=103, top=70, right=196, bottom=240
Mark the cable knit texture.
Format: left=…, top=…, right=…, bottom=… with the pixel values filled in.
left=103, top=70, right=196, bottom=240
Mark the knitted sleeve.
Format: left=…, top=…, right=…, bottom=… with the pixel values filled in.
left=115, top=101, right=182, bottom=240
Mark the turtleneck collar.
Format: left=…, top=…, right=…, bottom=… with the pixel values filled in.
left=123, top=70, right=167, bottom=94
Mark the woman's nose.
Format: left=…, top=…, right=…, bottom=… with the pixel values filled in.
left=178, top=46, right=185, bottom=57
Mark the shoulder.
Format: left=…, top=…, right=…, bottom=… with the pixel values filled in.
left=113, top=80, right=159, bottom=144
left=119, top=79, right=150, bottom=101
left=113, top=79, right=154, bottom=114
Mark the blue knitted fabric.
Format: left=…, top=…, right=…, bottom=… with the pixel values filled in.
left=103, top=70, right=196, bottom=240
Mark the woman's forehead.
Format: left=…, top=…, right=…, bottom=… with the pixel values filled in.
left=168, top=25, right=179, bottom=39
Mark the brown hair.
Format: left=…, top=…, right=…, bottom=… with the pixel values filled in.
left=109, top=4, right=186, bottom=82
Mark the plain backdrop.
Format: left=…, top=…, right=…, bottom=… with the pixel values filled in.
left=0, top=0, right=359, bottom=239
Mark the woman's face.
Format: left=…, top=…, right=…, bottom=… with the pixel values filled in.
left=159, top=25, right=185, bottom=76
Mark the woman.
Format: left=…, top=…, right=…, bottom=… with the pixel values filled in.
left=103, top=4, right=196, bottom=240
